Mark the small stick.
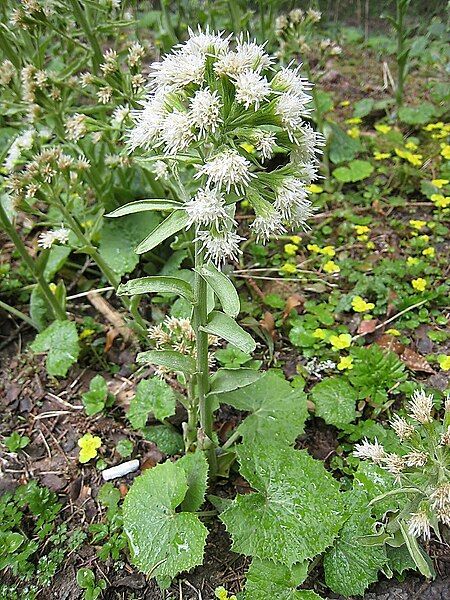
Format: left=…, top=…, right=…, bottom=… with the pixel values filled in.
left=352, top=299, right=429, bottom=341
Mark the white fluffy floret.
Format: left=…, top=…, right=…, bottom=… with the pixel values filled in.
left=149, top=49, right=205, bottom=90
left=185, top=187, right=228, bottom=228
left=197, top=229, right=243, bottom=264
left=233, top=70, right=271, bottom=109
left=128, top=95, right=166, bottom=151
left=274, top=177, right=312, bottom=221
left=195, top=149, right=253, bottom=194
left=160, top=110, right=194, bottom=154
left=189, top=88, right=222, bottom=137
left=272, top=64, right=313, bottom=95
left=250, top=211, right=286, bottom=242
left=276, top=92, right=312, bottom=140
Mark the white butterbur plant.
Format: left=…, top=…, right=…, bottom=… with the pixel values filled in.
left=110, top=27, right=324, bottom=591
left=354, top=390, right=450, bottom=578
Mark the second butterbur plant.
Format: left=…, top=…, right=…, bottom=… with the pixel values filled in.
left=112, top=27, right=328, bottom=591
left=354, top=390, right=450, bottom=578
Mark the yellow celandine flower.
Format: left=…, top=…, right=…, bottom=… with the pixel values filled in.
left=313, top=328, right=327, bottom=339
left=373, top=151, right=391, bottom=160
left=280, top=263, right=297, bottom=275
left=431, top=194, right=450, bottom=208
left=319, top=245, right=335, bottom=257
left=411, top=278, right=427, bottom=292
left=79, top=328, right=95, bottom=340
left=409, top=219, right=427, bottom=230
left=419, top=234, right=429, bottom=243
left=78, top=433, right=102, bottom=463
left=323, top=260, right=340, bottom=273
left=431, top=179, right=449, bottom=188
left=215, top=587, right=237, bottom=600
left=423, top=122, right=444, bottom=131
left=366, top=241, right=375, bottom=249
left=307, top=243, right=321, bottom=253
left=440, top=144, right=450, bottom=160
left=422, top=247, right=435, bottom=257
left=347, top=127, right=360, bottom=138
left=290, top=235, right=302, bottom=244
left=351, top=295, right=375, bottom=312
left=346, top=117, right=362, bottom=124
left=307, top=184, right=323, bottom=194
left=284, top=243, right=298, bottom=255
left=405, top=140, right=418, bottom=151
left=329, top=333, right=352, bottom=349
left=340, top=100, right=350, bottom=107
left=386, top=328, right=401, bottom=336
left=354, top=225, right=370, bottom=235
left=406, top=257, right=420, bottom=266
left=358, top=234, right=368, bottom=242
left=438, top=355, right=450, bottom=371
left=395, top=148, right=422, bottom=166
left=337, top=355, right=353, bottom=370
left=375, top=124, right=391, bottom=134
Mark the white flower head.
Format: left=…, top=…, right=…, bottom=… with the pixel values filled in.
left=183, top=26, right=230, bottom=56
left=185, top=188, right=228, bottom=228
left=251, top=210, right=286, bottom=242
left=197, top=229, right=243, bottom=265
left=149, top=49, right=205, bottom=90
left=127, top=95, right=166, bottom=151
left=408, top=389, right=434, bottom=424
left=408, top=511, right=431, bottom=540
left=274, top=177, right=312, bottom=223
left=152, top=160, right=169, bottom=181
left=276, top=92, right=311, bottom=140
left=112, top=104, right=130, bottom=125
left=160, top=110, right=194, bottom=154
left=233, top=70, right=271, bottom=110
left=254, top=130, right=276, bottom=161
left=404, top=452, right=428, bottom=468
left=195, top=149, right=253, bottom=194
left=353, top=438, right=386, bottom=464
left=214, top=34, right=273, bottom=77
left=272, top=64, right=313, bottom=96
left=189, top=88, right=222, bottom=137
left=430, top=484, right=450, bottom=511
left=390, top=415, right=415, bottom=441
left=38, top=227, right=70, bottom=249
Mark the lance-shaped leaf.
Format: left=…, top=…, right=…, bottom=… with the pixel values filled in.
left=209, top=368, right=263, bottom=395
left=106, top=198, right=182, bottom=217
left=123, top=460, right=208, bottom=587
left=128, top=378, right=177, bottom=429
left=135, top=210, right=189, bottom=254
left=216, top=371, right=307, bottom=444
left=118, top=276, right=194, bottom=303
left=323, top=491, right=388, bottom=596
left=137, top=350, right=195, bottom=374
left=220, top=439, right=344, bottom=566
left=200, top=311, right=255, bottom=354
left=244, top=559, right=322, bottom=600
left=199, top=263, right=240, bottom=318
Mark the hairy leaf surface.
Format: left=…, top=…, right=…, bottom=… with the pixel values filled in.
left=244, top=559, right=322, bottom=599
left=30, top=320, right=79, bottom=377
left=220, top=440, right=344, bottom=565
left=310, top=376, right=357, bottom=426
left=128, top=378, right=177, bottom=429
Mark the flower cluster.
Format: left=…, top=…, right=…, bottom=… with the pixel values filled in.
left=128, top=27, right=323, bottom=264
left=149, top=316, right=217, bottom=376
left=354, top=390, right=450, bottom=541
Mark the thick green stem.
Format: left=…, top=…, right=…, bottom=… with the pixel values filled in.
left=0, top=202, right=66, bottom=321
left=193, top=239, right=217, bottom=474
left=0, top=299, right=38, bottom=329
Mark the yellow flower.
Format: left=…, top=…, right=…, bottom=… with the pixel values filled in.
left=409, top=219, right=427, bottom=230
left=375, top=124, right=391, bottom=134
left=438, top=355, right=450, bottom=371
left=319, top=245, right=335, bottom=257
left=78, top=433, right=102, bottom=463
left=411, top=278, right=427, bottom=292
left=354, top=225, right=370, bottom=235
left=284, top=243, right=298, bottom=256
left=240, top=142, right=255, bottom=153
left=307, top=243, right=321, bottom=253
left=330, top=333, right=352, bottom=350
left=395, top=148, right=422, bottom=166
left=431, top=179, right=448, bottom=188
left=280, top=263, right=297, bottom=275
left=290, top=235, right=302, bottom=244
left=386, top=328, right=401, bottom=336
left=79, top=328, right=95, bottom=340
left=351, top=296, right=375, bottom=312
left=215, top=587, right=237, bottom=600
left=405, top=140, right=418, bottom=151
left=440, top=144, right=450, bottom=160
left=406, top=257, right=419, bottom=266
left=347, top=127, right=360, bottom=138
left=340, top=100, right=350, bottom=107
left=373, top=151, right=391, bottom=160
left=431, top=194, right=450, bottom=208
left=419, top=234, right=429, bottom=243
left=307, top=184, right=323, bottom=194
left=337, top=356, right=353, bottom=370
left=423, top=122, right=444, bottom=131
left=422, top=247, right=435, bottom=257
left=313, top=328, right=327, bottom=339
left=366, top=241, right=375, bottom=250
left=323, top=260, right=340, bottom=274
left=346, top=117, right=362, bottom=124
left=358, top=234, right=368, bottom=242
